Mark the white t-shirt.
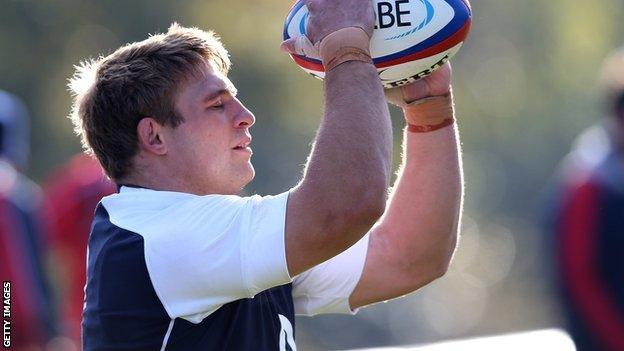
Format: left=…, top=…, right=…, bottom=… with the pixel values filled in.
left=101, top=186, right=369, bottom=322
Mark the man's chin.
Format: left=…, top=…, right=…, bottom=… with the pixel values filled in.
left=246, top=163, right=255, bottom=181
left=237, top=165, right=255, bottom=191
left=244, top=168, right=255, bottom=186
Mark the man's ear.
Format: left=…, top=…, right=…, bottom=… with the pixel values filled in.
left=137, top=117, right=168, bottom=155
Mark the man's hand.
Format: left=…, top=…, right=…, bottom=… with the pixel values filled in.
left=385, top=64, right=452, bottom=107
left=304, top=0, right=375, bottom=42
left=281, top=0, right=375, bottom=57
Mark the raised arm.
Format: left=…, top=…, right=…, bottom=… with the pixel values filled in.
left=350, top=64, right=463, bottom=308
left=282, top=0, right=393, bottom=277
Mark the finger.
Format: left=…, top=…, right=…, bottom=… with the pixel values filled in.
left=305, top=0, right=319, bottom=12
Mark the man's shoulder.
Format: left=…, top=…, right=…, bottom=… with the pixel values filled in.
left=100, top=187, right=289, bottom=240
left=100, top=187, right=245, bottom=236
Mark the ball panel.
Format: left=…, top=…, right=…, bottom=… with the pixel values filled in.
left=283, top=2, right=306, bottom=41
left=292, top=54, right=323, bottom=72
left=379, top=42, right=461, bottom=88
left=375, top=19, right=470, bottom=68
left=370, top=0, right=456, bottom=59
left=372, top=0, right=471, bottom=63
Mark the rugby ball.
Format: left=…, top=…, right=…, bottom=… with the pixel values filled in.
left=283, top=0, right=472, bottom=88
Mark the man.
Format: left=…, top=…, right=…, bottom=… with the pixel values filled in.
left=70, top=0, right=463, bottom=349
left=0, top=90, right=56, bottom=349
left=550, top=48, right=624, bottom=351
left=43, top=154, right=115, bottom=344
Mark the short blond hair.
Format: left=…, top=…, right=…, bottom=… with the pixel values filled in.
left=68, top=23, right=231, bottom=180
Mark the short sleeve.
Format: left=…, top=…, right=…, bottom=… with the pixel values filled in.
left=292, top=233, right=370, bottom=316
left=102, top=189, right=291, bottom=323
left=242, top=193, right=293, bottom=294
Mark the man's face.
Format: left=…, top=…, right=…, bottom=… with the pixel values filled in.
left=164, top=63, right=256, bottom=195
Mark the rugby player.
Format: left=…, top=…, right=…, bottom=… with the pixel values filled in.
left=70, top=0, right=463, bottom=349
left=550, top=47, right=624, bottom=351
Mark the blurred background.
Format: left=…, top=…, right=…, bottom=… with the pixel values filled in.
left=1, top=0, right=624, bottom=350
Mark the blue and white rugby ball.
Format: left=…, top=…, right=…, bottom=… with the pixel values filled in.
left=283, top=0, right=472, bottom=88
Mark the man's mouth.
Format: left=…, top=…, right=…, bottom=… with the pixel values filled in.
left=233, top=137, right=252, bottom=151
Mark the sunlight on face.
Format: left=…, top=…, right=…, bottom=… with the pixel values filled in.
left=164, top=62, right=256, bottom=195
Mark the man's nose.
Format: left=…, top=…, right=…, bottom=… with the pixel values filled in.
left=233, top=100, right=256, bottom=128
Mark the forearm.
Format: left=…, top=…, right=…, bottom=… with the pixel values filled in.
left=378, top=121, right=463, bottom=274
left=288, top=61, right=392, bottom=265
left=348, top=65, right=460, bottom=307
left=301, top=61, right=392, bottom=216
left=349, top=121, right=462, bottom=307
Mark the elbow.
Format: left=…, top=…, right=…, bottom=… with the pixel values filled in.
left=357, top=166, right=390, bottom=214
left=428, top=208, right=461, bottom=280
left=299, top=167, right=388, bottom=250
left=338, top=188, right=386, bottom=237
left=329, top=167, right=388, bottom=228
left=403, top=227, right=459, bottom=289
left=428, top=249, right=454, bottom=281
left=425, top=229, right=459, bottom=282
left=324, top=179, right=387, bottom=246
left=360, top=178, right=387, bottom=217
left=406, top=250, right=455, bottom=290
left=349, top=177, right=388, bottom=228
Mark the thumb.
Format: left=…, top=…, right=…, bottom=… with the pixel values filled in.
left=385, top=86, right=410, bottom=108
left=280, top=37, right=298, bottom=54
left=280, top=35, right=319, bottom=59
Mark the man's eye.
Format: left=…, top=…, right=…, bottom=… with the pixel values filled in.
left=210, top=101, right=224, bottom=109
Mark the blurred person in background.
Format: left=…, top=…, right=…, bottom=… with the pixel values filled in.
left=0, top=89, right=57, bottom=349
left=43, top=154, right=114, bottom=345
left=549, top=48, right=624, bottom=351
